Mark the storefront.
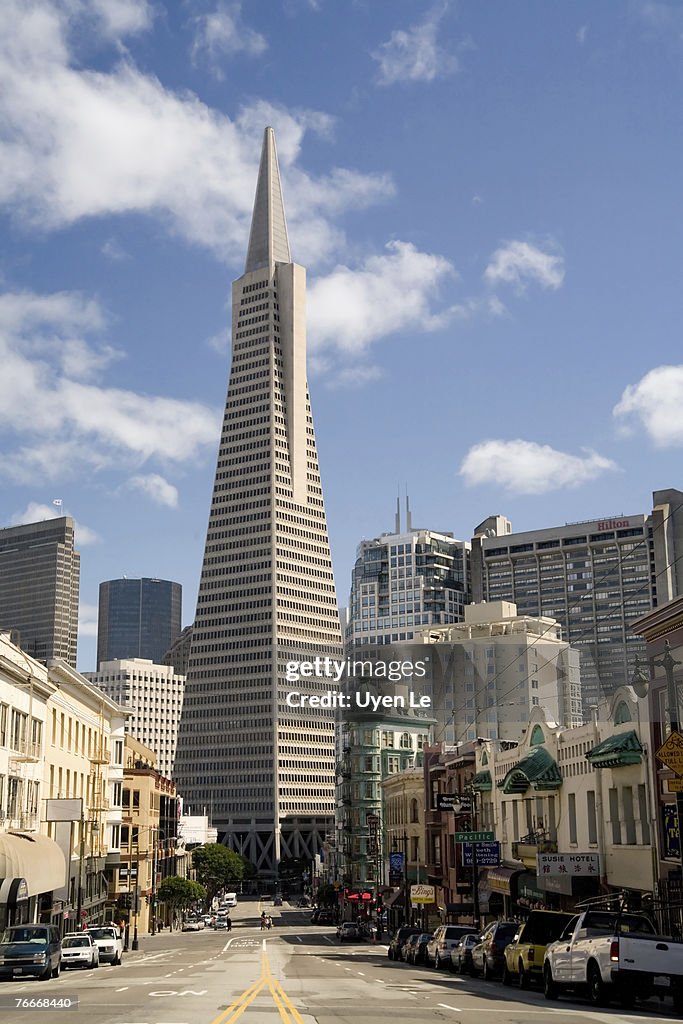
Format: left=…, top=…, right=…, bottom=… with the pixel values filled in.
left=0, top=832, right=66, bottom=930
left=483, top=863, right=523, bottom=918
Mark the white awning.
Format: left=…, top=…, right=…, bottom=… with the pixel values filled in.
left=0, top=832, right=66, bottom=896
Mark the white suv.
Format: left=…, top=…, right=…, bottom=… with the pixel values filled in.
left=427, top=925, right=476, bottom=969
left=84, top=925, right=123, bottom=965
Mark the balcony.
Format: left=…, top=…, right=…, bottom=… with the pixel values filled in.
left=89, top=744, right=110, bottom=765
left=511, top=835, right=557, bottom=866
left=19, top=812, right=39, bottom=830
left=9, top=740, right=41, bottom=763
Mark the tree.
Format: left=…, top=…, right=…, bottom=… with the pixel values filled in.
left=192, top=844, right=244, bottom=902
left=157, top=876, right=206, bottom=914
left=315, top=883, right=337, bottom=908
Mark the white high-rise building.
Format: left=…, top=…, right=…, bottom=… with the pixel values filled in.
left=86, top=658, right=184, bottom=778
left=416, top=601, right=583, bottom=744
left=174, top=128, right=342, bottom=874
left=346, top=501, right=471, bottom=650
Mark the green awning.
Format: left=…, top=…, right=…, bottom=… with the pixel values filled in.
left=472, top=770, right=492, bottom=791
left=499, top=746, right=562, bottom=794
left=586, top=729, right=642, bottom=769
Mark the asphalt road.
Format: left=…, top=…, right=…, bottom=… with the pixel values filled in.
left=1, top=901, right=681, bottom=1024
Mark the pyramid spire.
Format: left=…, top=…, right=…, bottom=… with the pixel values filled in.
left=245, top=126, right=291, bottom=273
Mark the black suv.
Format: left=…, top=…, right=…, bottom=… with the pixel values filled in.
left=471, top=921, right=518, bottom=980
left=388, top=925, right=420, bottom=961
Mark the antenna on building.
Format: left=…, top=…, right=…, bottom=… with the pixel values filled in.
left=395, top=491, right=401, bottom=533
left=406, top=490, right=412, bottom=531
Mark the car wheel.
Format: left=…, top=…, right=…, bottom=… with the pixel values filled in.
left=519, top=961, right=530, bottom=990
left=483, top=956, right=492, bottom=981
left=470, top=960, right=478, bottom=978
left=40, top=964, right=52, bottom=981
left=448, top=956, right=457, bottom=974
left=114, top=954, right=122, bottom=966
left=51, top=961, right=61, bottom=979
left=587, top=962, right=609, bottom=1007
left=388, top=949, right=394, bottom=960
left=434, top=952, right=441, bottom=969
left=543, top=963, right=558, bottom=1000
left=502, top=960, right=512, bottom=986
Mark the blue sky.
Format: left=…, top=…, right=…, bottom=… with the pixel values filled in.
left=1, top=0, right=682, bottom=672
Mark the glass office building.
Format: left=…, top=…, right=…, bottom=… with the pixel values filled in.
left=97, top=578, right=181, bottom=668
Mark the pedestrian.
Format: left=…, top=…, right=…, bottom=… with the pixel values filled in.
left=226, top=916, right=232, bottom=932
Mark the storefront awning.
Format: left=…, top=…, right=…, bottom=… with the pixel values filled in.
left=0, top=832, right=66, bottom=897
left=472, top=770, right=492, bottom=791
left=586, top=729, right=643, bottom=769
left=486, top=864, right=525, bottom=895
left=499, top=747, right=562, bottom=793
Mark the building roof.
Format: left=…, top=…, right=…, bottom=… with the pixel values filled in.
left=472, top=769, right=492, bottom=791
left=245, top=127, right=291, bottom=273
left=499, top=746, right=562, bottom=793
left=586, top=729, right=643, bottom=768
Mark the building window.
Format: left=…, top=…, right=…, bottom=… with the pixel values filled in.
left=638, top=784, right=650, bottom=845
left=587, top=790, right=598, bottom=844
left=410, top=798, right=419, bottom=823
left=609, top=788, right=621, bottom=844
left=568, top=792, right=577, bottom=845
left=622, top=786, right=636, bottom=844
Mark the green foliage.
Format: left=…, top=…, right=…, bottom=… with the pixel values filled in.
left=192, top=844, right=244, bottom=899
left=157, top=876, right=206, bottom=908
left=239, top=855, right=257, bottom=879
left=315, top=883, right=337, bottom=907
left=278, top=856, right=308, bottom=879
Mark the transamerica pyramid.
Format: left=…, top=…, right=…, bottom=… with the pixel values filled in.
left=174, top=128, right=343, bottom=875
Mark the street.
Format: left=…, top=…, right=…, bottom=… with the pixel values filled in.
left=1, top=903, right=681, bottom=1024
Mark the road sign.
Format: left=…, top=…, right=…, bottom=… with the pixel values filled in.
left=669, top=778, right=683, bottom=793
left=656, top=730, right=683, bottom=776
left=455, top=830, right=494, bottom=843
left=462, top=842, right=501, bottom=867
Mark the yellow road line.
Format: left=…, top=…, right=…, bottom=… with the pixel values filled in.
left=210, top=940, right=306, bottom=1024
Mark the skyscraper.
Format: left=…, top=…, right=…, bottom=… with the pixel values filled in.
left=96, top=577, right=181, bottom=668
left=0, top=516, right=80, bottom=667
left=345, top=501, right=471, bottom=650
left=174, top=128, right=343, bottom=874
left=470, top=488, right=683, bottom=714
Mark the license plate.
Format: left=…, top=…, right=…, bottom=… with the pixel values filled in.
left=13, top=967, right=21, bottom=974
left=654, top=975, right=670, bottom=987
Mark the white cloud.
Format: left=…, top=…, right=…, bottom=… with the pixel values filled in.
left=191, top=2, right=267, bottom=77
left=88, top=0, right=154, bottom=40
left=613, top=365, right=683, bottom=447
left=78, top=601, right=99, bottom=638
left=372, top=4, right=458, bottom=85
left=0, top=1, right=390, bottom=266
left=206, top=327, right=231, bottom=355
left=322, top=364, right=383, bottom=390
left=459, top=439, right=618, bottom=494
left=577, top=24, right=588, bottom=45
left=484, top=240, right=565, bottom=291
left=307, top=240, right=459, bottom=355
left=101, top=237, right=129, bottom=261
left=9, top=500, right=100, bottom=544
left=128, top=473, right=179, bottom=508
left=0, top=287, right=220, bottom=482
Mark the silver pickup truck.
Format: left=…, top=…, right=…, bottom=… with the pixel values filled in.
left=544, top=909, right=683, bottom=1011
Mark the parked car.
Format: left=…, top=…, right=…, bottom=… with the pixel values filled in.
left=502, top=910, right=574, bottom=989
left=84, top=925, right=123, bottom=966
left=60, top=933, right=99, bottom=970
left=337, top=922, right=362, bottom=942
left=450, top=933, right=479, bottom=974
left=427, top=924, right=477, bottom=968
left=471, top=921, right=518, bottom=980
left=402, top=933, right=422, bottom=963
left=182, top=920, right=202, bottom=931
left=214, top=917, right=230, bottom=930
left=274, top=896, right=283, bottom=907
left=407, top=933, right=433, bottom=965
left=0, top=925, right=62, bottom=980
left=312, top=909, right=335, bottom=925
left=543, top=908, right=683, bottom=1010
left=388, top=925, right=420, bottom=961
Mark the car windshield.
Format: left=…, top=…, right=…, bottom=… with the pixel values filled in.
left=87, top=929, right=116, bottom=940
left=521, top=914, right=574, bottom=944
left=497, top=924, right=518, bottom=939
left=63, top=936, right=90, bottom=947
left=1, top=928, right=47, bottom=944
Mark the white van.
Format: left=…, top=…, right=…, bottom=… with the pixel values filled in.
left=225, top=893, right=237, bottom=907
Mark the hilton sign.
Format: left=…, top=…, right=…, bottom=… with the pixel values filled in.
left=596, top=519, right=631, bottom=531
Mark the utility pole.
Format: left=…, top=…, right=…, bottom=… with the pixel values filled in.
left=76, top=810, right=85, bottom=930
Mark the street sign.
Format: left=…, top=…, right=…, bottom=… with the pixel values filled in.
left=437, top=794, right=472, bottom=812
left=410, top=884, right=435, bottom=904
left=656, top=730, right=683, bottom=776
left=462, top=842, right=501, bottom=867
left=669, top=778, right=683, bottom=793
left=455, top=830, right=494, bottom=843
